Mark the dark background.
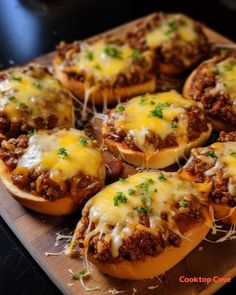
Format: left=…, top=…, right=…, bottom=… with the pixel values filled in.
left=0, top=0, right=235, bottom=294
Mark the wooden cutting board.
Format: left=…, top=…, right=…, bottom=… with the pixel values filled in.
left=0, top=13, right=236, bottom=295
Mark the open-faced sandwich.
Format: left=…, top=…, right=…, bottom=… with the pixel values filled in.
left=70, top=171, right=212, bottom=280
left=102, top=90, right=212, bottom=169
left=53, top=39, right=156, bottom=105
left=127, top=12, right=209, bottom=76
left=0, top=63, right=74, bottom=139
left=183, top=54, right=236, bottom=131
left=180, top=131, right=236, bottom=224
left=0, top=129, right=105, bottom=215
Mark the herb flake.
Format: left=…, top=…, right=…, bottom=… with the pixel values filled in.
left=178, top=199, right=189, bottom=208
left=113, top=192, right=128, bottom=206
left=207, top=151, right=217, bottom=159
left=57, top=147, right=68, bottom=158
left=34, top=80, right=42, bottom=89
left=27, top=129, right=37, bottom=135
left=158, top=172, right=166, bottom=181
left=116, top=105, right=125, bottom=112
left=104, top=45, right=123, bottom=59
left=80, top=137, right=88, bottom=146
left=128, top=188, right=136, bottom=195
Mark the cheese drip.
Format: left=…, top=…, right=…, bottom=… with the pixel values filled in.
left=82, top=171, right=204, bottom=257
left=0, top=67, right=73, bottom=127
left=15, top=129, right=105, bottom=182
left=114, top=90, right=201, bottom=152
left=70, top=41, right=149, bottom=82
left=196, top=142, right=236, bottom=196
left=212, top=58, right=236, bottom=102
left=146, top=14, right=197, bottom=48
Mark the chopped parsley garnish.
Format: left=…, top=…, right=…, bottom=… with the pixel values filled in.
left=34, top=80, right=42, bottom=89
left=94, top=64, right=101, bottom=70
left=139, top=97, right=146, bottom=106
left=18, top=102, right=28, bottom=109
left=224, top=63, right=234, bottom=71
left=178, top=199, right=189, bottom=208
left=138, top=178, right=155, bottom=192
left=207, top=151, right=217, bottom=159
left=85, top=51, right=93, bottom=61
left=150, top=100, right=155, bottom=105
left=113, top=192, right=128, bottom=206
left=116, top=105, right=125, bottom=112
left=128, top=188, right=136, bottom=195
left=138, top=182, right=149, bottom=192
left=57, top=147, right=68, bottom=158
left=141, top=196, right=151, bottom=205
left=127, top=211, right=134, bottom=217
left=11, top=76, right=22, bottom=81
left=147, top=178, right=155, bottom=184
left=212, top=66, right=220, bottom=76
left=164, top=20, right=178, bottom=35
left=134, top=207, right=150, bottom=214
left=104, top=45, right=123, bottom=59
left=130, top=49, right=141, bottom=60
left=119, top=178, right=126, bottom=183
left=8, top=96, right=16, bottom=102
left=72, top=270, right=87, bottom=280
left=158, top=172, right=166, bottom=181
left=171, top=121, right=177, bottom=129
left=27, top=129, right=37, bottom=135
left=230, top=152, right=236, bottom=158
left=220, top=48, right=228, bottom=56
left=80, top=136, right=88, bottom=146
left=149, top=102, right=169, bottom=118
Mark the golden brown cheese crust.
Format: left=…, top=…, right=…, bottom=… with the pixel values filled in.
left=0, top=64, right=74, bottom=139
left=75, top=171, right=210, bottom=264
left=53, top=39, right=156, bottom=105
left=102, top=91, right=211, bottom=168
left=183, top=54, right=236, bottom=131
left=0, top=129, right=105, bottom=202
left=182, top=142, right=236, bottom=208
left=126, top=12, right=209, bottom=75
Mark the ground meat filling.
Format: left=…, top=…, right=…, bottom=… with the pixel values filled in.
left=78, top=199, right=204, bottom=263
left=218, top=131, right=236, bottom=142
left=189, top=56, right=236, bottom=126
left=0, top=135, right=102, bottom=201
left=105, top=105, right=208, bottom=152
left=0, top=112, right=59, bottom=139
left=0, top=66, right=68, bottom=138
left=126, top=13, right=209, bottom=70
left=184, top=150, right=236, bottom=207
left=56, top=40, right=153, bottom=88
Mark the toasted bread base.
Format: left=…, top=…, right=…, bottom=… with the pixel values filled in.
left=84, top=218, right=211, bottom=280
left=183, top=67, right=236, bottom=132
left=102, top=123, right=212, bottom=169
left=53, top=58, right=156, bottom=105
left=0, top=160, right=82, bottom=216
left=210, top=203, right=236, bottom=225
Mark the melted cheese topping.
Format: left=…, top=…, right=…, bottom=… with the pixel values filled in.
left=195, top=142, right=236, bottom=196
left=15, top=129, right=105, bottom=182
left=69, top=41, right=150, bottom=83
left=146, top=14, right=197, bottom=48
left=212, top=58, right=236, bottom=102
left=0, top=66, right=73, bottom=127
left=113, top=90, right=201, bottom=152
left=82, top=171, right=205, bottom=257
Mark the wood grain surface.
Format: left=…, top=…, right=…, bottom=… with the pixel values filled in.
left=0, top=13, right=236, bottom=295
